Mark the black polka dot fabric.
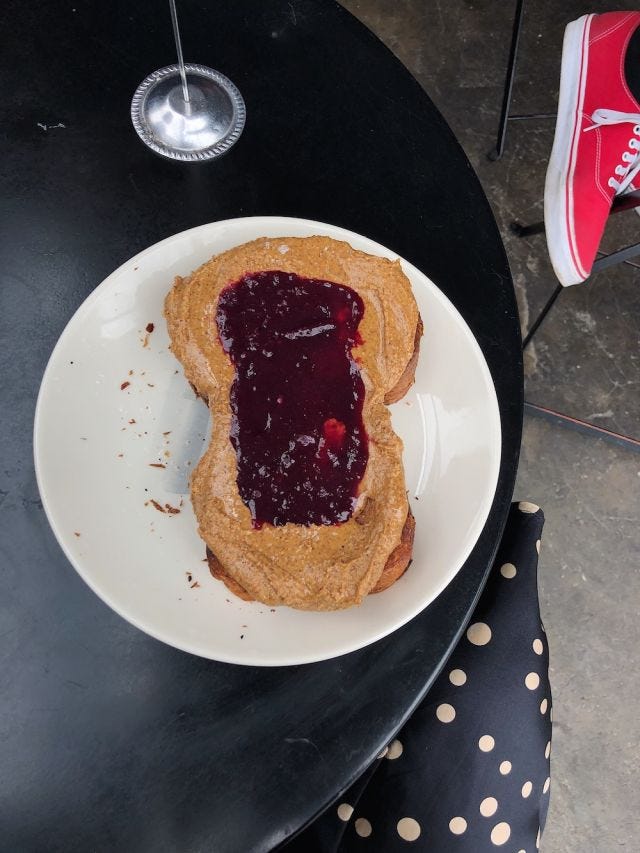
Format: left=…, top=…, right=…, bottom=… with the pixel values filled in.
left=287, top=502, right=551, bottom=852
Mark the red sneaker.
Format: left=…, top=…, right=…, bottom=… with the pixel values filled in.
left=545, top=12, right=640, bottom=286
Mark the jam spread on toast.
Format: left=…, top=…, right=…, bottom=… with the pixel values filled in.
left=216, top=270, right=368, bottom=527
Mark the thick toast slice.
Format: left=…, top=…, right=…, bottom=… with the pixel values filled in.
left=165, top=236, right=421, bottom=610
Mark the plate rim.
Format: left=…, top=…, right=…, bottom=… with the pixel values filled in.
left=34, top=216, right=502, bottom=665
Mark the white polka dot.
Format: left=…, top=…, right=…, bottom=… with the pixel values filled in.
left=545, top=740, right=551, bottom=759
left=525, top=672, right=540, bottom=690
left=467, top=622, right=492, bottom=645
left=540, top=698, right=548, bottom=714
left=449, top=668, right=467, bottom=686
left=521, top=780, right=533, bottom=798
left=500, top=562, right=516, bottom=579
left=377, top=746, right=388, bottom=759
left=536, top=827, right=541, bottom=848
left=519, top=501, right=539, bottom=513
left=355, top=817, right=372, bottom=838
left=397, top=817, right=421, bottom=841
left=517, top=850, right=526, bottom=853
left=387, top=739, right=403, bottom=760
left=479, top=734, right=495, bottom=752
left=491, top=822, right=511, bottom=845
left=550, top=705, right=553, bottom=722
left=536, top=539, right=541, bottom=554
left=436, top=703, right=456, bottom=723
left=337, top=803, right=354, bottom=821
left=480, top=796, right=498, bottom=817
left=499, top=760, right=512, bottom=775
left=543, top=776, right=550, bottom=794
left=533, top=638, right=544, bottom=655
left=449, top=816, right=467, bottom=835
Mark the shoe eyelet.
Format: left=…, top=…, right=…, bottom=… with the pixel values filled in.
left=634, top=124, right=640, bottom=134
left=608, top=177, right=618, bottom=189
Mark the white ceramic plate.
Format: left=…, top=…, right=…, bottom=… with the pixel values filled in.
left=34, top=217, right=501, bottom=666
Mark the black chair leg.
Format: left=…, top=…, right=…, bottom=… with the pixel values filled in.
left=522, top=282, right=563, bottom=350
left=488, top=0, right=526, bottom=161
left=592, top=242, right=640, bottom=273
left=519, top=241, right=640, bottom=352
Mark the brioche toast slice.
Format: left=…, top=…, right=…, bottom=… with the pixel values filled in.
left=164, top=235, right=421, bottom=610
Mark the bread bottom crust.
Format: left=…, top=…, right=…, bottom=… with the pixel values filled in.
left=206, top=507, right=415, bottom=603
left=384, top=316, right=423, bottom=404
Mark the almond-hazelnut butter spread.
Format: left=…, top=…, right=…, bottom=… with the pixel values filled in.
left=164, top=236, right=421, bottom=610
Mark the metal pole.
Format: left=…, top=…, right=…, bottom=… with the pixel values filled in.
left=488, top=0, right=525, bottom=161
left=524, top=402, right=640, bottom=452
left=522, top=282, right=562, bottom=350
left=169, top=0, right=190, bottom=103
left=591, top=241, right=640, bottom=274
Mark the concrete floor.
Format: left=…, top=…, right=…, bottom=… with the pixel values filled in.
left=341, top=2, right=640, bottom=850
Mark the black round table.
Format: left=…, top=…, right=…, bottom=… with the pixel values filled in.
left=0, top=1, right=522, bottom=850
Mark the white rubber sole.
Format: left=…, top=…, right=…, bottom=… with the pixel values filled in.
left=544, top=14, right=593, bottom=286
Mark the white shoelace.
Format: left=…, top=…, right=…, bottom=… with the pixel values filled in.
left=584, top=108, right=640, bottom=193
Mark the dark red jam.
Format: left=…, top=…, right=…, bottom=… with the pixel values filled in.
left=216, top=270, right=368, bottom=528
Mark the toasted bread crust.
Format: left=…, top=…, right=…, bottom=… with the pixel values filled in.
left=206, top=507, right=415, bottom=601
left=371, top=507, right=415, bottom=593
left=384, top=316, right=423, bottom=405
left=207, top=549, right=255, bottom=601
